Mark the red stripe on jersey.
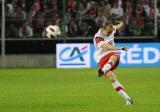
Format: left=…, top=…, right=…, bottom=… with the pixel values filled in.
left=95, top=37, right=104, bottom=44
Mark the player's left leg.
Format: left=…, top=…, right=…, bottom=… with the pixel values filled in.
left=106, top=71, right=133, bottom=105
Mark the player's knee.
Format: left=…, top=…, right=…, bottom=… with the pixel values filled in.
left=109, top=76, right=116, bottom=82
left=106, top=71, right=116, bottom=82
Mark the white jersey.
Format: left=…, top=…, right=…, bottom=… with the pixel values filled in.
left=93, top=26, right=117, bottom=63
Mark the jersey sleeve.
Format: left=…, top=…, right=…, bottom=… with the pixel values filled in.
left=95, top=37, right=104, bottom=44
left=94, top=37, right=105, bottom=48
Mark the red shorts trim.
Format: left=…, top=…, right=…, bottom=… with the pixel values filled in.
left=98, top=52, right=120, bottom=70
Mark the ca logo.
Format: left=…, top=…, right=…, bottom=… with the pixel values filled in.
left=59, top=47, right=87, bottom=62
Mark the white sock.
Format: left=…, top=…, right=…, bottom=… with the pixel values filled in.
left=118, top=90, right=130, bottom=100
left=112, top=80, right=130, bottom=99
left=112, top=80, right=123, bottom=89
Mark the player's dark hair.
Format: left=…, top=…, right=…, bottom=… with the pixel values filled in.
left=102, top=21, right=113, bottom=28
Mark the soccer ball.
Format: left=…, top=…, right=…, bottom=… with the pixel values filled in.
left=45, top=25, right=61, bottom=38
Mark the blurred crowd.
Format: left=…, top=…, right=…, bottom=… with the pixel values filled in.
left=4, top=0, right=160, bottom=38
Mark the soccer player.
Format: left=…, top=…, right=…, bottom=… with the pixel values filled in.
left=93, top=21, right=133, bottom=105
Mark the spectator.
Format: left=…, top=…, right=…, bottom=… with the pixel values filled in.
left=42, top=3, right=52, bottom=18
left=158, top=1, right=160, bottom=17
left=98, top=3, right=104, bottom=16
left=104, top=0, right=111, bottom=18
left=17, top=0, right=26, bottom=11
left=14, top=7, right=27, bottom=28
left=14, top=7, right=26, bottom=20
left=27, top=5, right=35, bottom=26
left=78, top=2, right=87, bottom=17
left=147, top=2, right=158, bottom=20
left=142, top=0, right=150, bottom=16
left=134, top=3, right=146, bottom=17
left=50, top=4, right=59, bottom=25
left=68, top=20, right=78, bottom=37
left=111, top=1, right=124, bottom=18
left=143, top=20, right=154, bottom=35
left=6, top=0, right=17, bottom=17
left=33, top=14, right=45, bottom=38
left=98, top=0, right=111, bottom=18
left=135, top=13, right=144, bottom=27
left=86, top=1, right=97, bottom=18
left=33, top=0, right=41, bottom=11
left=19, top=22, right=33, bottom=38
left=7, top=24, right=18, bottom=38
left=80, top=0, right=88, bottom=7
left=95, top=11, right=107, bottom=28
left=67, top=0, right=77, bottom=18
left=125, top=1, right=133, bottom=19
left=66, top=10, right=72, bottom=24
left=127, top=18, right=142, bottom=36
left=122, top=1, right=133, bottom=25
left=77, top=20, right=88, bottom=37
left=67, top=0, right=77, bottom=10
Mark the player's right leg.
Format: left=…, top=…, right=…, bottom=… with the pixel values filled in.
left=106, top=71, right=133, bottom=105
left=102, top=55, right=119, bottom=74
left=98, top=53, right=120, bottom=77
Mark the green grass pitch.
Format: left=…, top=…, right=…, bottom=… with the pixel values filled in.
left=0, top=67, right=160, bottom=112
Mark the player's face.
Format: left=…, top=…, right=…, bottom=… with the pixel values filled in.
left=104, top=25, right=114, bottom=35
left=107, top=25, right=114, bottom=32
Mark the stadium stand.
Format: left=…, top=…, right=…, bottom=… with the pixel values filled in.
left=4, top=0, right=160, bottom=38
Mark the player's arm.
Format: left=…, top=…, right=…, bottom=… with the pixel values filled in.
left=114, top=21, right=124, bottom=30
left=95, top=37, right=128, bottom=51
left=100, top=42, right=128, bottom=51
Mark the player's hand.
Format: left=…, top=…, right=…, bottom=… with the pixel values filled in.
left=119, top=46, right=128, bottom=51
left=115, top=21, right=124, bottom=29
left=116, top=21, right=123, bottom=25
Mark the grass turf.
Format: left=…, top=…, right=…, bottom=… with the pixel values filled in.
left=0, top=68, right=159, bottom=112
